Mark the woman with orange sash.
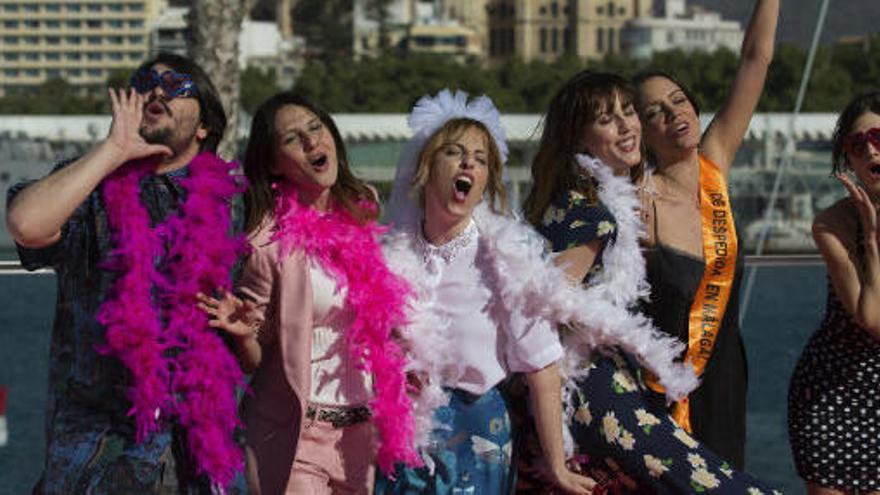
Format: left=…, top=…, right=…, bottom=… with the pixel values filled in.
left=633, top=0, right=778, bottom=469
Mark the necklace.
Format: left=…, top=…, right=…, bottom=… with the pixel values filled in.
left=98, top=152, right=245, bottom=488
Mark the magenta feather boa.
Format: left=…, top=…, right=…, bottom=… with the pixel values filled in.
left=272, top=182, right=421, bottom=474
left=97, top=152, right=246, bottom=487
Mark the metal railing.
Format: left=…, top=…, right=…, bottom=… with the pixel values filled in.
left=0, top=254, right=824, bottom=275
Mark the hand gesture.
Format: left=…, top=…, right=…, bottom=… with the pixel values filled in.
left=105, top=88, right=172, bottom=166
left=550, top=466, right=597, bottom=495
left=837, top=173, right=879, bottom=240
left=196, top=289, right=259, bottom=339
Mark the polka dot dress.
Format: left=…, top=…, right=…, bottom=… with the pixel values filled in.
left=788, top=276, right=880, bottom=490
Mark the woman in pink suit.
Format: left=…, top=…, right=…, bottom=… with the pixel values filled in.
left=197, top=92, right=419, bottom=494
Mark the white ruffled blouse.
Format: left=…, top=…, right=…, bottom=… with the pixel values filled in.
left=418, top=220, right=563, bottom=395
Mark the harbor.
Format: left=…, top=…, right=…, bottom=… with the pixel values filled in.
left=0, top=111, right=844, bottom=493
left=0, top=112, right=843, bottom=254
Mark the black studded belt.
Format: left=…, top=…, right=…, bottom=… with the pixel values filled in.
left=305, top=403, right=371, bottom=428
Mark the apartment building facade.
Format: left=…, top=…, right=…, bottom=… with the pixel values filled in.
left=0, top=0, right=164, bottom=96
left=621, top=0, right=743, bottom=59
left=485, top=0, right=652, bottom=62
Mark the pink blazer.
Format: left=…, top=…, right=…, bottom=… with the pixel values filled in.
left=237, top=222, right=314, bottom=495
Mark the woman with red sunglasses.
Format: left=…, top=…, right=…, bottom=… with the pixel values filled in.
left=788, top=91, right=880, bottom=494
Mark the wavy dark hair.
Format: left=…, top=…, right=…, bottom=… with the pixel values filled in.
left=242, top=91, right=378, bottom=233
left=523, top=70, right=637, bottom=227
left=832, top=91, right=880, bottom=174
left=135, top=52, right=227, bottom=153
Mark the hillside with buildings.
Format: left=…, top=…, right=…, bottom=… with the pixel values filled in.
left=0, top=0, right=874, bottom=108
left=0, top=0, right=747, bottom=96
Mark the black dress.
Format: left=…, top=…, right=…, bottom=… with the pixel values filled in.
left=643, top=239, right=749, bottom=470
left=788, top=223, right=880, bottom=490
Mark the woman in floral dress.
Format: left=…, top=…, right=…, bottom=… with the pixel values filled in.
left=513, top=70, right=779, bottom=494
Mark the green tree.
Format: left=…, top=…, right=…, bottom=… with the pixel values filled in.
left=364, top=0, right=395, bottom=53
left=831, top=35, right=880, bottom=98
left=293, top=0, right=354, bottom=59
left=762, top=43, right=805, bottom=111
left=4, top=40, right=877, bottom=116
left=0, top=78, right=104, bottom=114
left=106, top=67, right=138, bottom=91
left=240, top=67, right=280, bottom=114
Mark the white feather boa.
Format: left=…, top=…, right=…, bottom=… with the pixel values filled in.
left=384, top=204, right=699, bottom=451
left=383, top=89, right=697, bottom=453
left=575, top=154, right=651, bottom=308
left=382, top=231, right=457, bottom=451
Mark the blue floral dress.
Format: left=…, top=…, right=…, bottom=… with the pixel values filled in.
left=374, top=387, right=515, bottom=494
left=508, top=189, right=781, bottom=494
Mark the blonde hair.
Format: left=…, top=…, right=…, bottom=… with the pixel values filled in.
left=411, top=118, right=508, bottom=214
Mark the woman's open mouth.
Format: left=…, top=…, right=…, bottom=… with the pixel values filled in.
left=616, top=136, right=638, bottom=153
left=310, top=154, right=328, bottom=171
left=673, top=121, right=689, bottom=137
left=453, top=176, right=473, bottom=201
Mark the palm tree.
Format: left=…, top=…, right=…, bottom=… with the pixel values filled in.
left=187, top=0, right=258, bottom=159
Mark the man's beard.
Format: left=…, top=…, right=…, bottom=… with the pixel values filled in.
left=139, top=122, right=199, bottom=155
left=140, top=125, right=172, bottom=146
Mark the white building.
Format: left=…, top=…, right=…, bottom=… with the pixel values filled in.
left=150, top=7, right=304, bottom=88
left=352, top=0, right=470, bottom=58
left=621, top=0, right=743, bottom=59
left=0, top=0, right=165, bottom=95
left=149, top=6, right=187, bottom=56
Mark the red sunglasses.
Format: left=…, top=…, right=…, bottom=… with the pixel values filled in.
left=845, top=127, right=880, bottom=159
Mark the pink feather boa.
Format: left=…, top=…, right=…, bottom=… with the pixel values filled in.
left=272, top=182, right=421, bottom=474
left=97, top=152, right=246, bottom=487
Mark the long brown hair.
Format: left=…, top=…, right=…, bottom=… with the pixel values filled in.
left=412, top=118, right=508, bottom=214
left=242, top=92, right=378, bottom=233
left=523, top=70, right=637, bottom=226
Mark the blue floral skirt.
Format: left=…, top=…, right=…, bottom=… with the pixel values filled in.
left=374, top=386, right=515, bottom=495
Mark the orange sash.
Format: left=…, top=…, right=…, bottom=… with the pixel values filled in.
left=647, top=155, right=738, bottom=433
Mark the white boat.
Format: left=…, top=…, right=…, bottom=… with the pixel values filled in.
left=745, top=195, right=816, bottom=252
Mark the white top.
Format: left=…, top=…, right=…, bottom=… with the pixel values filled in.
left=308, top=259, right=372, bottom=406
left=418, top=220, right=563, bottom=395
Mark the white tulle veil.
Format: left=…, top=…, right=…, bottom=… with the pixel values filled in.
left=385, top=89, right=508, bottom=231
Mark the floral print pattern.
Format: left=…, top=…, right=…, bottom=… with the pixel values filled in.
left=508, top=196, right=782, bottom=494
left=375, top=387, right=514, bottom=494
left=538, top=189, right=617, bottom=282
left=788, top=269, right=880, bottom=490
left=563, top=354, right=782, bottom=494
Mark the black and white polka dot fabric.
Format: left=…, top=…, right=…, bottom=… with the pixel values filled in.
left=788, top=277, right=880, bottom=490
